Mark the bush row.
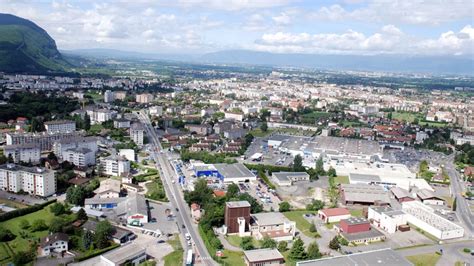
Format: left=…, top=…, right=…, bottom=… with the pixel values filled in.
left=0, top=199, right=57, bottom=222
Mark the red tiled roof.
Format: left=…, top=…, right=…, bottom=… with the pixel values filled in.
left=320, top=207, right=350, bottom=217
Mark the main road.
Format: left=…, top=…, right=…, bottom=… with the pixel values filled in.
left=138, top=111, right=216, bottom=266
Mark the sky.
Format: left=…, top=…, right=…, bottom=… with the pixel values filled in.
left=1, top=0, right=473, bottom=56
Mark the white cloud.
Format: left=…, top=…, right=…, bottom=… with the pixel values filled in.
left=173, top=0, right=292, bottom=11
left=255, top=25, right=474, bottom=55
left=272, top=12, right=291, bottom=26
left=242, top=13, right=267, bottom=31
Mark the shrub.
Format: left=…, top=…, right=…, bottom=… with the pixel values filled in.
left=0, top=227, right=15, bottom=242
left=0, top=200, right=56, bottom=222
left=30, top=219, right=48, bottom=232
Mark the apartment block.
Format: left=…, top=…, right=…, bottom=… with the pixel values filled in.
left=0, top=164, right=56, bottom=197
left=44, top=120, right=76, bottom=133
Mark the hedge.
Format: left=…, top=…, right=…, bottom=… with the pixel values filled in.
left=74, top=243, right=120, bottom=262
left=0, top=199, right=57, bottom=222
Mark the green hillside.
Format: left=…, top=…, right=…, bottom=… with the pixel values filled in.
left=0, top=13, right=70, bottom=73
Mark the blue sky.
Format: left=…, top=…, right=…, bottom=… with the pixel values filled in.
left=1, top=0, right=473, bottom=56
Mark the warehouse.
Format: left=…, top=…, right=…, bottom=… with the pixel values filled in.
left=297, top=248, right=412, bottom=266
left=318, top=208, right=351, bottom=223
left=193, top=163, right=256, bottom=183
left=340, top=184, right=390, bottom=205
left=402, top=201, right=464, bottom=240
left=368, top=206, right=407, bottom=234
left=390, top=187, right=415, bottom=203
left=416, top=189, right=445, bottom=205
left=272, top=172, right=309, bottom=186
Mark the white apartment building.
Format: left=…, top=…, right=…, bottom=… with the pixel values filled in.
left=149, top=106, right=163, bottom=116
left=86, top=109, right=117, bottom=124
left=3, top=143, right=41, bottom=164
left=100, top=155, right=130, bottom=176
left=224, top=112, right=244, bottom=121
left=104, top=90, right=115, bottom=103
left=130, top=123, right=145, bottom=146
left=44, top=120, right=76, bottom=133
left=62, top=147, right=96, bottom=167
left=0, top=164, right=56, bottom=197
left=136, top=93, right=154, bottom=103
left=53, top=136, right=98, bottom=161
left=6, top=131, right=83, bottom=151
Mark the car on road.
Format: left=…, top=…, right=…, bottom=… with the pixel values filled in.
left=157, top=240, right=166, bottom=244
left=187, top=240, right=192, bottom=246
left=150, top=218, right=157, bottom=223
left=185, top=233, right=191, bottom=240
left=182, top=224, right=186, bottom=229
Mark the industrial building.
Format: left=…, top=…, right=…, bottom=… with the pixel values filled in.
left=402, top=201, right=464, bottom=240
left=272, top=172, right=309, bottom=186
left=390, top=187, right=415, bottom=203
left=193, top=163, right=256, bottom=183
left=225, top=201, right=251, bottom=234
left=0, top=164, right=56, bottom=197
left=340, top=184, right=390, bottom=205
left=296, top=248, right=412, bottom=266
left=244, top=249, right=284, bottom=266
left=336, top=217, right=386, bottom=244
left=416, top=189, right=445, bottom=205
left=368, top=206, right=407, bottom=234
left=249, top=212, right=296, bottom=241
left=318, top=208, right=351, bottom=223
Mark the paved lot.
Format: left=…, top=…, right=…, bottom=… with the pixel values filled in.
left=0, top=190, right=48, bottom=206
left=277, top=179, right=330, bottom=208
left=244, top=137, right=293, bottom=167
left=244, top=181, right=281, bottom=211
left=143, top=201, right=179, bottom=235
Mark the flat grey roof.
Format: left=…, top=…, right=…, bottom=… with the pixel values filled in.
left=273, top=172, right=309, bottom=181
left=297, top=248, right=412, bottom=266
left=101, top=243, right=146, bottom=264
left=85, top=197, right=125, bottom=205
left=0, top=164, right=52, bottom=175
left=341, top=184, right=390, bottom=203
left=244, top=248, right=284, bottom=263
left=226, top=201, right=251, bottom=208
left=45, top=120, right=75, bottom=125
left=116, top=194, right=148, bottom=217
left=214, top=163, right=255, bottom=179
left=349, top=173, right=381, bottom=182
left=251, top=212, right=288, bottom=226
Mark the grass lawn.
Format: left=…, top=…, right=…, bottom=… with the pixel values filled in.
left=406, top=253, right=441, bottom=266
left=145, top=180, right=168, bottom=202
left=349, top=209, right=363, bottom=217
left=325, top=222, right=336, bottom=229
left=0, top=199, right=28, bottom=209
left=88, top=124, right=104, bottom=134
left=392, top=112, right=423, bottom=123
left=249, top=128, right=273, bottom=137
left=219, top=250, right=245, bottom=266
left=418, top=121, right=448, bottom=128
left=225, top=235, right=261, bottom=248
left=0, top=207, right=56, bottom=264
left=334, top=176, right=349, bottom=185
left=164, top=235, right=183, bottom=266
left=283, top=211, right=318, bottom=238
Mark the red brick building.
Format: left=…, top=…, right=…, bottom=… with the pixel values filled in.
left=224, top=201, right=251, bottom=234
left=339, top=217, right=371, bottom=233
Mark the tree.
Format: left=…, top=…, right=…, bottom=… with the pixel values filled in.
left=387, top=112, right=393, bottom=120
left=12, top=249, right=35, bottom=265
left=19, top=219, right=30, bottom=230
left=288, top=238, right=306, bottom=261
left=226, top=183, right=240, bottom=199
left=306, top=199, right=324, bottom=211
left=329, top=236, right=340, bottom=250
left=306, top=241, right=322, bottom=260
left=47, top=152, right=57, bottom=161
left=84, top=113, right=91, bottom=131
left=260, top=122, right=268, bottom=132
left=315, top=157, right=325, bottom=175
left=338, top=236, right=349, bottom=246
left=77, top=208, right=88, bottom=221
left=82, top=230, right=94, bottom=250
left=30, top=219, right=48, bottom=232
left=261, top=236, right=277, bottom=249
left=293, top=155, right=304, bottom=172
left=309, top=222, right=317, bottom=233
left=95, top=220, right=114, bottom=249
left=50, top=202, right=66, bottom=216
left=327, top=167, right=336, bottom=177
left=279, top=201, right=291, bottom=212
left=49, top=217, right=66, bottom=233
left=240, top=236, right=255, bottom=250
left=0, top=227, right=15, bottom=242
left=66, top=186, right=87, bottom=206
left=277, top=241, right=288, bottom=252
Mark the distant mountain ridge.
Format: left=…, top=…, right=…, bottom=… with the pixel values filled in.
left=0, top=13, right=70, bottom=73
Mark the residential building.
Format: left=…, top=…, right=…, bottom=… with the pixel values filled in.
left=114, top=118, right=131, bottom=129
left=38, top=233, right=69, bottom=257
left=86, top=109, right=117, bottom=124
left=44, top=120, right=76, bottom=133
left=99, top=155, right=130, bottom=177
left=3, top=143, right=41, bottom=164
left=225, top=112, right=244, bottom=121
left=119, top=149, right=136, bottom=162
left=62, top=147, right=95, bottom=167
left=250, top=212, right=296, bottom=241
left=104, top=90, right=115, bottom=103
left=114, top=91, right=127, bottom=100
left=225, top=201, right=251, bottom=234
left=130, top=123, right=145, bottom=146
left=93, top=178, right=121, bottom=198
left=149, top=106, right=163, bottom=116
left=6, top=131, right=83, bottom=151
left=244, top=248, right=285, bottom=266
left=136, top=93, right=154, bottom=103
left=185, top=124, right=212, bottom=135
left=53, top=136, right=98, bottom=161
left=0, top=164, right=56, bottom=197
left=318, top=208, right=351, bottom=223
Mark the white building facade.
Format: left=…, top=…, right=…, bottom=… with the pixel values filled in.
left=0, top=164, right=56, bottom=197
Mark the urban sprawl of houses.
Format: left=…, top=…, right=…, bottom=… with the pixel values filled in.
left=0, top=71, right=473, bottom=266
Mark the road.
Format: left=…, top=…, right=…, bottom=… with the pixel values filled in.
left=397, top=240, right=474, bottom=265
left=138, top=111, right=216, bottom=266
left=443, top=154, right=474, bottom=237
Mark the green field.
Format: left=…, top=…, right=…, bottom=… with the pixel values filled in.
left=0, top=199, right=28, bottom=209
left=349, top=209, right=363, bottom=217
left=392, top=112, right=423, bottom=123
left=418, top=121, right=449, bottom=128
left=225, top=235, right=261, bottom=248
left=300, top=111, right=331, bottom=124
left=249, top=128, right=273, bottom=137
left=406, top=253, right=441, bottom=266
left=283, top=211, right=318, bottom=237
left=0, top=207, right=56, bottom=264
left=219, top=250, right=245, bottom=266
left=334, top=176, right=349, bottom=185
left=164, top=235, right=183, bottom=266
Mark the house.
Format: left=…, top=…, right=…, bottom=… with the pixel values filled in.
left=416, top=189, right=445, bottom=205
left=94, top=179, right=122, bottom=198
left=122, top=183, right=143, bottom=193
left=244, top=248, right=285, bottom=266
left=38, top=233, right=69, bottom=257
left=318, top=208, right=351, bottom=223
left=249, top=212, right=296, bottom=241
left=464, top=166, right=474, bottom=178
left=82, top=220, right=134, bottom=244
left=191, top=203, right=202, bottom=222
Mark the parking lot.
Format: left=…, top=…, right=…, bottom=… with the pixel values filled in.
left=386, top=148, right=447, bottom=172
left=241, top=181, right=281, bottom=211
left=244, top=137, right=293, bottom=167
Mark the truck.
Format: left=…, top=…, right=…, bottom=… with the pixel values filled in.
left=185, top=249, right=193, bottom=266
